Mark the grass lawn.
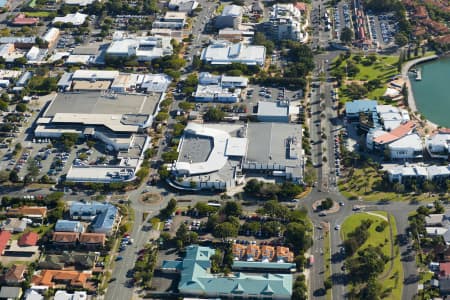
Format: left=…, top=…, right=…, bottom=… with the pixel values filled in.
left=24, top=11, right=51, bottom=17
left=341, top=211, right=403, bottom=300
left=332, top=54, right=399, bottom=104
left=338, top=166, right=439, bottom=203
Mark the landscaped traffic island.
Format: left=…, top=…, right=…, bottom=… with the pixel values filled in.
left=341, top=211, right=403, bottom=299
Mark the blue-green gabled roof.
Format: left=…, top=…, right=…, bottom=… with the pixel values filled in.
left=171, top=245, right=292, bottom=298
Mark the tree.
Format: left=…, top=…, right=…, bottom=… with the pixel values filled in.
left=86, top=140, right=96, bottom=149
left=161, top=150, right=179, bottom=163
left=222, top=202, right=242, bottom=217
left=9, top=170, right=18, bottom=182
left=16, top=103, right=27, bottom=112
left=253, top=32, right=275, bottom=54
left=160, top=198, right=177, bottom=219
left=204, top=107, right=225, bottom=122
left=359, top=278, right=382, bottom=300
left=319, top=198, right=333, bottom=210
left=213, top=222, right=239, bottom=238
left=0, top=100, right=7, bottom=111
left=61, top=133, right=79, bottom=150
left=434, top=200, right=444, bottom=214
left=395, top=33, right=408, bottom=47
left=340, top=27, right=354, bottom=44
left=14, top=57, right=27, bottom=66
left=175, top=223, right=198, bottom=249
left=155, top=112, right=169, bottom=122
left=285, top=222, right=312, bottom=253
left=178, top=101, right=194, bottom=111
left=259, top=200, right=289, bottom=218
left=194, top=202, right=218, bottom=217
left=295, top=254, right=306, bottom=270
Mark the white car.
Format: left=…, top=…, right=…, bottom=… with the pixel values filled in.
left=335, top=225, right=341, bottom=230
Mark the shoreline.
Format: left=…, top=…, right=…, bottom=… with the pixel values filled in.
left=401, top=54, right=439, bottom=129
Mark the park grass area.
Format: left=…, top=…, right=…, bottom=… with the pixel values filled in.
left=332, top=54, right=399, bottom=103
left=338, top=166, right=439, bottom=203
left=341, top=211, right=403, bottom=300
left=24, top=11, right=51, bottom=17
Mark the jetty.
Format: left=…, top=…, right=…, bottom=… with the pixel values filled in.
left=415, top=69, right=422, bottom=81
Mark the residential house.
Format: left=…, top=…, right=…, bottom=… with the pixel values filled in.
left=426, top=214, right=446, bottom=227
left=18, top=232, right=39, bottom=247
left=54, top=291, right=87, bottom=300
left=7, top=206, right=47, bottom=223
left=38, top=252, right=98, bottom=271
left=1, top=218, right=26, bottom=233
left=276, top=246, right=294, bottom=263
left=232, top=243, right=247, bottom=260
left=69, top=201, right=118, bottom=236
left=22, top=290, right=44, bottom=300
left=79, top=233, right=106, bottom=249
left=31, top=270, right=92, bottom=289
left=0, top=286, right=22, bottom=300
left=52, top=232, right=79, bottom=246
left=440, top=262, right=450, bottom=277
left=55, top=220, right=84, bottom=233
left=0, top=231, right=11, bottom=255
left=246, top=244, right=261, bottom=261
left=414, top=6, right=428, bottom=19
left=261, top=245, right=275, bottom=262
left=4, top=240, right=39, bottom=257
left=3, top=264, right=26, bottom=285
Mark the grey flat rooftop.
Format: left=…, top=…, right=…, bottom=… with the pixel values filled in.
left=245, top=123, right=302, bottom=167
left=44, top=91, right=160, bottom=117
left=178, top=133, right=213, bottom=163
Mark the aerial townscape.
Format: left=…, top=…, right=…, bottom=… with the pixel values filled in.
left=0, top=0, right=448, bottom=298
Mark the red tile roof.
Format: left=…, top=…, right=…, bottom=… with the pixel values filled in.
left=4, top=264, right=26, bottom=283
left=18, top=232, right=39, bottom=247
left=373, top=121, right=416, bottom=145
left=295, top=2, right=307, bottom=11
left=12, top=14, right=39, bottom=25
left=32, top=270, right=91, bottom=288
left=440, top=262, right=450, bottom=277
left=414, top=6, right=428, bottom=18
left=79, top=233, right=106, bottom=245
left=0, top=231, right=11, bottom=254
left=52, top=232, right=79, bottom=243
